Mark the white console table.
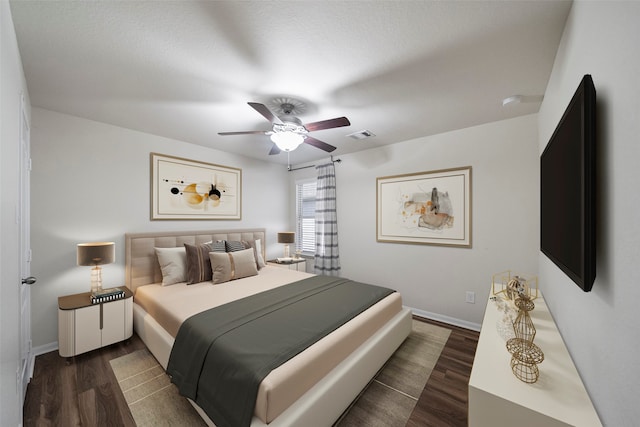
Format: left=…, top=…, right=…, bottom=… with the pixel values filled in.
left=469, top=291, right=602, bottom=427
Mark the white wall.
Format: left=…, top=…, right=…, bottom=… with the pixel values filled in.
left=537, top=2, right=640, bottom=425
left=29, top=108, right=290, bottom=349
left=291, top=114, right=539, bottom=328
left=1, top=2, right=31, bottom=426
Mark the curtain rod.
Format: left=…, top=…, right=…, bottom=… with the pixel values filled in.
left=287, top=156, right=341, bottom=172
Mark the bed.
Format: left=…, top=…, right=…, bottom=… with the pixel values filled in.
left=125, top=228, right=412, bottom=427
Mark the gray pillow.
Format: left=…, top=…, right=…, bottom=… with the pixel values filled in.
left=184, top=243, right=212, bottom=284
left=205, top=240, right=227, bottom=252
left=225, top=240, right=246, bottom=252
left=210, top=248, right=258, bottom=284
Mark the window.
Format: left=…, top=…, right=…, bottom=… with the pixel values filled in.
left=296, top=180, right=316, bottom=254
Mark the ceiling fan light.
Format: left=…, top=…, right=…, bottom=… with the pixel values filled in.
left=270, top=131, right=304, bottom=151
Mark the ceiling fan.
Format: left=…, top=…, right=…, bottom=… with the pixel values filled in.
left=218, top=102, right=351, bottom=155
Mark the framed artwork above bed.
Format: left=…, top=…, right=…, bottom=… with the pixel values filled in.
left=150, top=153, right=241, bottom=220
left=377, top=166, right=472, bottom=247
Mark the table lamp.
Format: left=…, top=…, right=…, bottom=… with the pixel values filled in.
left=277, top=232, right=295, bottom=258
left=77, top=242, right=115, bottom=295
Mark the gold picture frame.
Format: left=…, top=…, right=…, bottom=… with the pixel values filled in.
left=150, top=153, right=241, bottom=220
left=376, top=166, right=471, bottom=247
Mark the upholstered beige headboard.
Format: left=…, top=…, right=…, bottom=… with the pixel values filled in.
left=125, top=228, right=266, bottom=293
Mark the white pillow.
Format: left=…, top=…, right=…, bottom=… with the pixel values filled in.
left=243, top=238, right=266, bottom=270
left=252, top=239, right=266, bottom=269
left=155, top=247, right=187, bottom=286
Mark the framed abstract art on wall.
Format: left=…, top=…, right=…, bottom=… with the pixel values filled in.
left=150, top=153, right=241, bottom=220
left=377, top=166, right=471, bottom=247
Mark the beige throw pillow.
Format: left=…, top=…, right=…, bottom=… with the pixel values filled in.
left=210, top=248, right=258, bottom=284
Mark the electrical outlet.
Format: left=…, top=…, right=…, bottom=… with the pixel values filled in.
left=465, top=291, right=475, bottom=304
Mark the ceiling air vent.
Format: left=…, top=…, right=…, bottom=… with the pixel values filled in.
left=347, top=130, right=376, bottom=140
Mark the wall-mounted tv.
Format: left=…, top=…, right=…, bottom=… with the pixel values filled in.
left=540, top=74, right=596, bottom=292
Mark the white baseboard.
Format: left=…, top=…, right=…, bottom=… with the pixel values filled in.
left=28, top=342, right=58, bottom=384
left=32, top=341, right=58, bottom=357
left=407, top=306, right=482, bottom=332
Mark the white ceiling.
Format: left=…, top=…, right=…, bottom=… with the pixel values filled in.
left=10, top=0, right=572, bottom=166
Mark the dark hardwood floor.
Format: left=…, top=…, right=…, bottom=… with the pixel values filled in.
left=23, top=317, right=478, bottom=426
left=407, top=318, right=480, bottom=427
left=23, top=336, right=147, bottom=426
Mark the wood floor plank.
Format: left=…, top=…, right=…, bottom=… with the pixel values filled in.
left=24, top=319, right=479, bottom=427
left=58, top=356, right=81, bottom=426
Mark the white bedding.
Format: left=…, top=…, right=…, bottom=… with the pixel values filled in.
left=134, top=266, right=314, bottom=337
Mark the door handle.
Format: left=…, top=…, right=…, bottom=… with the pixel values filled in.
left=21, top=276, right=36, bottom=285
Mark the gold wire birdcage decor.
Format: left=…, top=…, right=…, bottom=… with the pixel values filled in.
left=505, top=293, right=544, bottom=383
left=492, top=270, right=539, bottom=302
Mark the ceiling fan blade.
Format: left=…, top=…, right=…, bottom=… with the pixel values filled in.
left=268, top=143, right=281, bottom=155
left=304, top=136, right=337, bottom=153
left=218, top=130, right=269, bottom=136
left=304, top=117, right=350, bottom=132
left=248, top=102, right=284, bottom=125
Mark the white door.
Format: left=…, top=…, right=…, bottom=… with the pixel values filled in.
left=19, top=93, right=34, bottom=404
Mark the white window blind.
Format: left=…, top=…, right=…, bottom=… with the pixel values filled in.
left=296, top=180, right=316, bottom=254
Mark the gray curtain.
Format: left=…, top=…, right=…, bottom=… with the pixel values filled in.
left=314, top=161, right=341, bottom=276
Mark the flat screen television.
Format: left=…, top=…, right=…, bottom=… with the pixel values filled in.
left=540, top=74, right=596, bottom=292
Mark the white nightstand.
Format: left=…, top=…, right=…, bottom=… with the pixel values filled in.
left=267, top=258, right=307, bottom=272
left=58, top=287, right=133, bottom=357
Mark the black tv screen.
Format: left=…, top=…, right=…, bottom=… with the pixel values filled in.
left=540, top=74, right=596, bottom=292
